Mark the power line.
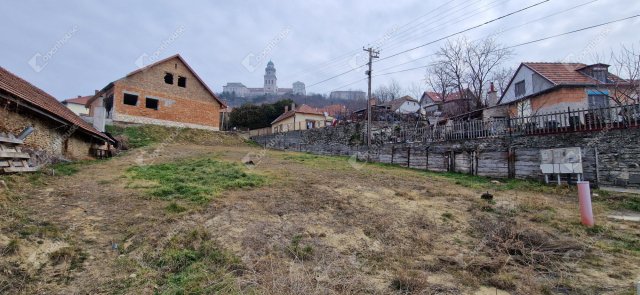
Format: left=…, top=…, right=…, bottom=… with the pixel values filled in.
left=378, top=0, right=509, bottom=53
left=306, top=0, right=550, bottom=89
left=313, top=0, right=496, bottom=80
left=280, top=0, right=462, bottom=81
left=371, top=0, right=599, bottom=75
left=377, top=0, right=551, bottom=62
left=505, top=14, right=640, bottom=49
left=372, top=14, right=640, bottom=78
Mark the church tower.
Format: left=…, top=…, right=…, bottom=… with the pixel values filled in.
left=263, top=60, right=277, bottom=94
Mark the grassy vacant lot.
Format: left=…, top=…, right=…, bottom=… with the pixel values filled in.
left=0, top=125, right=639, bottom=294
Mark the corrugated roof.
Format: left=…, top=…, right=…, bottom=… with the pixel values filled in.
left=0, top=67, right=110, bottom=142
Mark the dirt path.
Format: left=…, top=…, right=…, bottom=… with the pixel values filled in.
left=1, top=142, right=639, bottom=294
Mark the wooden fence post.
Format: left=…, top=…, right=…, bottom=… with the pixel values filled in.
left=508, top=147, right=515, bottom=179
left=407, top=147, right=411, bottom=167
left=391, top=146, right=395, bottom=164
left=425, top=147, right=429, bottom=171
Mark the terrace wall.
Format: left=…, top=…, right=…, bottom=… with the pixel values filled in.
left=251, top=124, right=640, bottom=189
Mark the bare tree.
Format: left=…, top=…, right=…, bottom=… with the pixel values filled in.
left=609, top=44, right=640, bottom=104
left=436, top=38, right=469, bottom=99
left=406, top=81, right=426, bottom=100
left=491, top=66, right=515, bottom=97
left=464, top=38, right=513, bottom=108
left=374, top=79, right=403, bottom=103
left=426, top=61, right=455, bottom=103
left=387, top=79, right=402, bottom=100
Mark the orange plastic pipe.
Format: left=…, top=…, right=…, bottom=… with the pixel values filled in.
left=577, top=181, right=594, bottom=227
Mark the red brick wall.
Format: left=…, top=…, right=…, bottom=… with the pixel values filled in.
left=112, top=83, right=221, bottom=128
left=90, top=57, right=223, bottom=129
left=508, top=87, right=621, bottom=116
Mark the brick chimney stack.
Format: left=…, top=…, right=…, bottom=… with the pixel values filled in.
left=486, top=82, right=498, bottom=107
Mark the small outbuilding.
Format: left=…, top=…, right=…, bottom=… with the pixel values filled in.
left=0, top=66, right=112, bottom=164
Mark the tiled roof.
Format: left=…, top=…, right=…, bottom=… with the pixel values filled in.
left=0, top=67, right=110, bottom=141
left=385, top=96, right=419, bottom=111
left=63, top=95, right=91, bottom=105
left=523, top=62, right=625, bottom=85
left=318, top=104, right=347, bottom=116
left=422, top=90, right=470, bottom=103
left=271, top=104, right=324, bottom=124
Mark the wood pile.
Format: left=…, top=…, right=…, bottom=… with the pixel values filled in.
left=0, top=132, right=37, bottom=173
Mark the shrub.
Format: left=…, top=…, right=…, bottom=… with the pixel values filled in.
left=287, top=234, right=313, bottom=260
left=2, top=239, right=19, bottom=256
left=165, top=202, right=187, bottom=213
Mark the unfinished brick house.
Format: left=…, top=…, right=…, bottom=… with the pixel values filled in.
left=87, top=54, right=226, bottom=131
left=0, top=67, right=112, bottom=162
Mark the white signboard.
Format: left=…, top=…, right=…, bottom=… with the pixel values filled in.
left=540, top=147, right=582, bottom=174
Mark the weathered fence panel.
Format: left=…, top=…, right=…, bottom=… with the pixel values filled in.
left=477, top=152, right=509, bottom=178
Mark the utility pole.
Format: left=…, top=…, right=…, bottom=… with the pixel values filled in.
left=364, top=47, right=379, bottom=146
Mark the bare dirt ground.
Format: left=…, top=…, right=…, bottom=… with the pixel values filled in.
left=1, top=135, right=639, bottom=294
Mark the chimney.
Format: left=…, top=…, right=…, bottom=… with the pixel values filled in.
left=291, top=102, right=296, bottom=111
left=284, top=105, right=289, bottom=112
left=486, top=82, right=498, bottom=107
left=94, top=90, right=99, bottom=95
left=92, top=96, right=106, bottom=132
left=78, top=95, right=82, bottom=98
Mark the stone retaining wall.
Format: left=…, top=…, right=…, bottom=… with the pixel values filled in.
left=252, top=125, right=640, bottom=188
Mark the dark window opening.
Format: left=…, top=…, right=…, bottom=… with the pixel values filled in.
left=145, top=97, right=159, bottom=110
left=592, top=70, right=607, bottom=83
left=178, top=76, right=186, bottom=88
left=105, top=95, right=114, bottom=118
left=515, top=80, right=526, bottom=97
left=123, top=93, right=138, bottom=106
left=164, top=73, right=174, bottom=84
left=588, top=94, right=609, bottom=109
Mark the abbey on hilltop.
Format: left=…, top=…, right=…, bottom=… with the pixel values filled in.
left=223, top=61, right=305, bottom=98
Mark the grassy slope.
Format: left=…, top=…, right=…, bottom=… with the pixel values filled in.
left=1, top=125, right=639, bottom=294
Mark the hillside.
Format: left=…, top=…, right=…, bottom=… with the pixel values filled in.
left=0, top=125, right=638, bottom=294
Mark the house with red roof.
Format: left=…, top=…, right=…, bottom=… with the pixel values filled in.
left=498, top=62, right=631, bottom=117
left=271, top=103, right=332, bottom=132
left=62, top=95, right=91, bottom=116
left=419, top=89, right=477, bottom=120
left=86, top=54, right=226, bottom=131
left=0, top=67, right=112, bottom=161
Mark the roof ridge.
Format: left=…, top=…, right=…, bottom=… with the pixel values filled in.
left=124, top=54, right=226, bottom=108
left=0, top=66, right=110, bottom=141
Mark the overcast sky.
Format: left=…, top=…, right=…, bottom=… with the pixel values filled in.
left=1, top=0, right=639, bottom=100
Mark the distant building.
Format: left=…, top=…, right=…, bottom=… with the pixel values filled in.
left=62, top=95, right=91, bottom=116
left=222, top=61, right=301, bottom=98
left=222, top=83, right=249, bottom=98
left=329, top=90, right=366, bottom=100
left=293, top=81, right=306, bottom=96
left=318, top=104, right=347, bottom=116
left=419, top=89, right=476, bottom=119
left=384, top=96, right=420, bottom=114
left=271, top=103, right=332, bottom=132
